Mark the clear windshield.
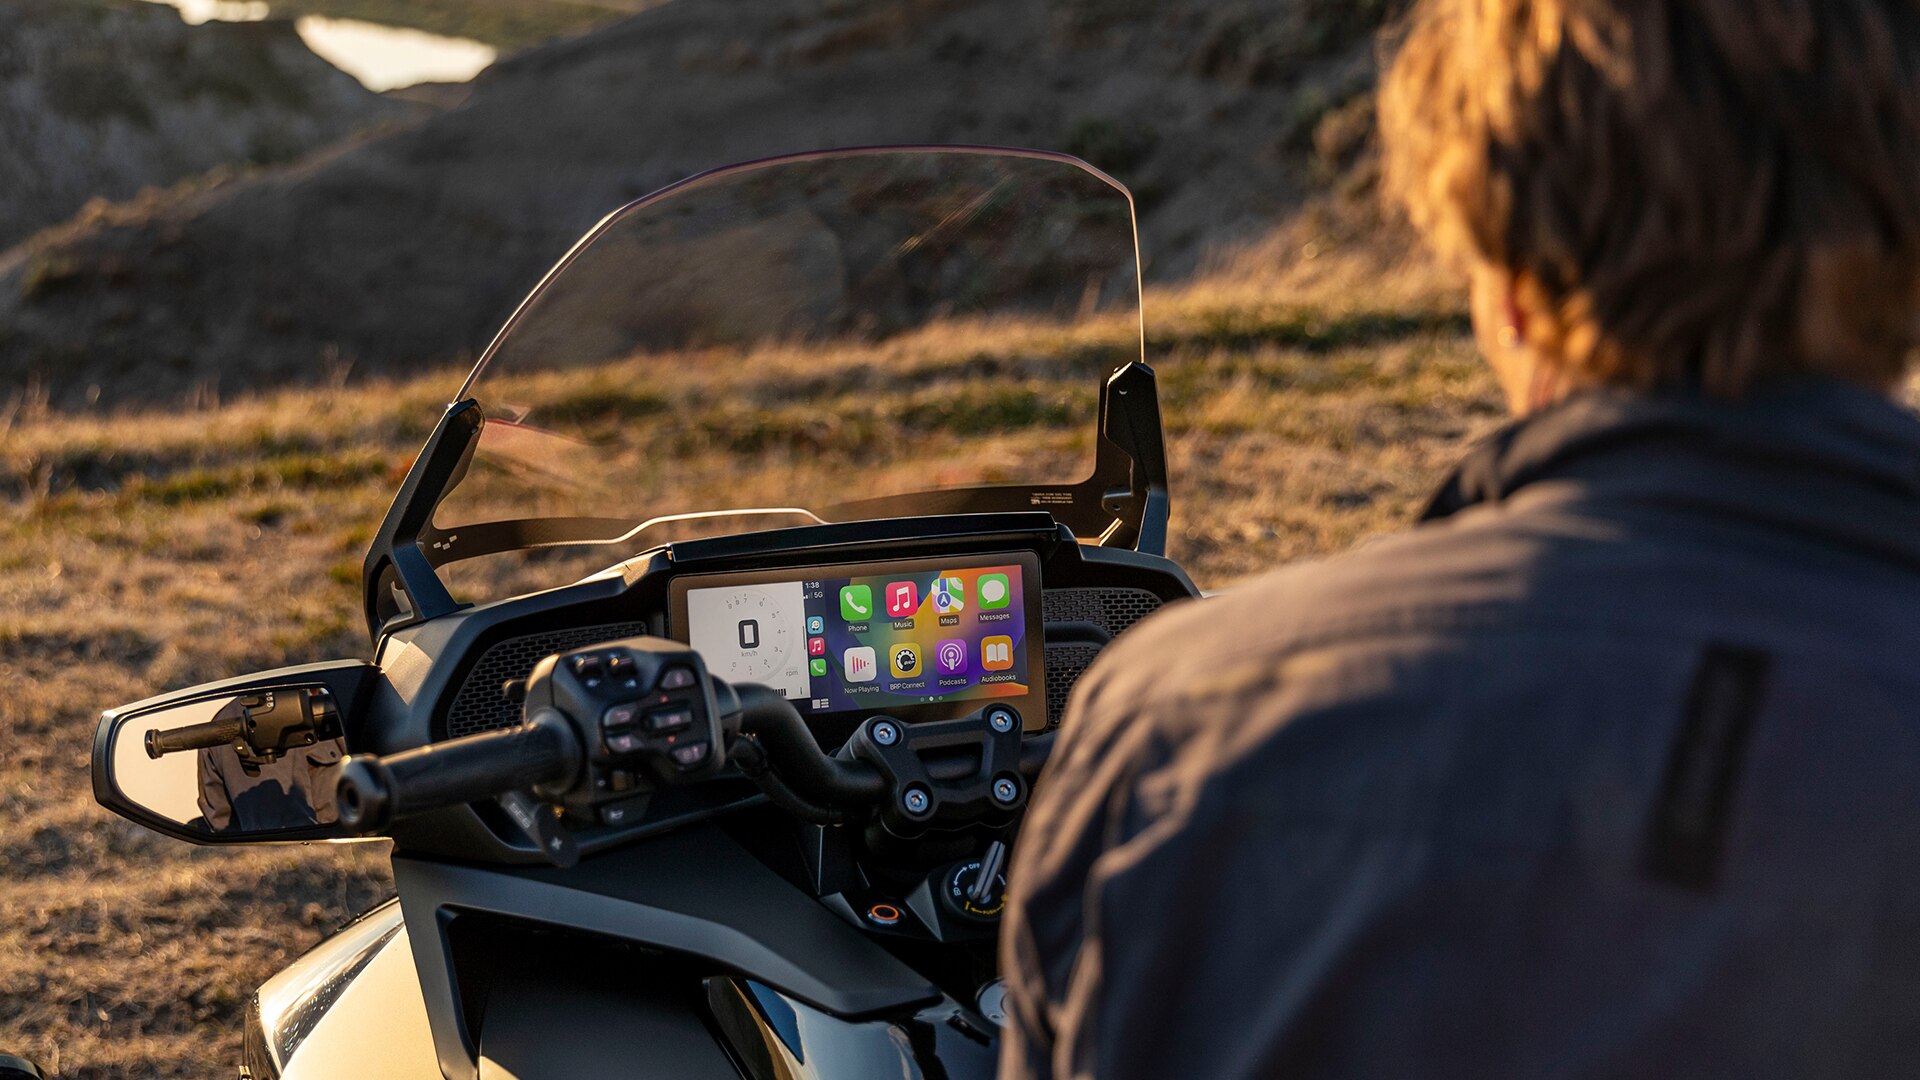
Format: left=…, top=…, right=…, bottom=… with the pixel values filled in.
left=432, top=148, right=1144, bottom=602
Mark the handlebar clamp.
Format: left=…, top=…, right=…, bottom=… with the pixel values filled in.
left=846, top=706, right=1029, bottom=838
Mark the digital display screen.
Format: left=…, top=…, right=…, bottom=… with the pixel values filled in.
left=672, top=554, right=1041, bottom=723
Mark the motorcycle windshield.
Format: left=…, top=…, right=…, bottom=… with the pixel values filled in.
left=431, top=147, right=1144, bottom=602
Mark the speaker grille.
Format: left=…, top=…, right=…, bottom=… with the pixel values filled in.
left=443, top=622, right=650, bottom=739
left=1042, top=587, right=1165, bottom=639
left=1041, top=587, right=1167, bottom=727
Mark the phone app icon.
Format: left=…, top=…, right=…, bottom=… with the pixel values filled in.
left=978, top=574, right=1012, bottom=610
left=843, top=646, right=878, bottom=683
left=808, top=637, right=827, bottom=657
left=885, top=581, right=919, bottom=619
left=891, top=643, right=922, bottom=679
left=932, top=576, right=965, bottom=614
left=840, top=585, right=873, bottom=622
left=936, top=638, right=969, bottom=675
left=806, top=615, right=825, bottom=635
left=981, top=635, right=1015, bottom=671
left=809, top=658, right=828, bottom=678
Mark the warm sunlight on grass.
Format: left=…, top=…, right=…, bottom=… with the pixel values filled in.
left=0, top=241, right=1497, bottom=1076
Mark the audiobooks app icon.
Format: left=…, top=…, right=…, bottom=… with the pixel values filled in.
left=981, top=636, right=1015, bottom=672
left=843, top=646, right=878, bottom=684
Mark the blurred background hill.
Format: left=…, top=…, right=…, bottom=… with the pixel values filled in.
left=0, top=0, right=1401, bottom=407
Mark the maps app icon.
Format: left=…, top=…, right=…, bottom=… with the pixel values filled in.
left=932, top=576, right=966, bottom=614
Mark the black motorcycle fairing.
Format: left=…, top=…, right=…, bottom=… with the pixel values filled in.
left=394, top=824, right=944, bottom=1080
left=708, top=977, right=1000, bottom=1080
left=369, top=512, right=1197, bottom=866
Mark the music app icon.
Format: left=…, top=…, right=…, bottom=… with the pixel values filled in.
left=885, top=581, right=919, bottom=619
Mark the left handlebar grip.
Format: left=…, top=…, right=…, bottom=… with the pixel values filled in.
left=145, top=715, right=246, bottom=759
left=334, top=712, right=579, bottom=832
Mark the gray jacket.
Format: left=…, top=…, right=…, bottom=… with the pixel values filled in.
left=1002, top=381, right=1920, bottom=1080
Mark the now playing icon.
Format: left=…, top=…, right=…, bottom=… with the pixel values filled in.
left=936, top=638, right=969, bottom=675
left=843, top=646, right=878, bottom=683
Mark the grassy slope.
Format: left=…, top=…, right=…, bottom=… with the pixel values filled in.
left=0, top=239, right=1499, bottom=1076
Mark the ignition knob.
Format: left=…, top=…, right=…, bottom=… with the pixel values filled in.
left=940, top=840, right=1010, bottom=921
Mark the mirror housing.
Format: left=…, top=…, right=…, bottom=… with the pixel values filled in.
left=93, top=660, right=380, bottom=845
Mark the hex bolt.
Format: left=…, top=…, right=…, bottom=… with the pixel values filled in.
left=992, top=777, right=1020, bottom=805
left=872, top=720, right=901, bottom=747
left=987, top=708, right=1017, bottom=734
left=903, top=786, right=932, bottom=816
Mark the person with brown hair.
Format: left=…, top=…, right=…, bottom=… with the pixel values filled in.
left=1001, top=2, right=1920, bottom=1078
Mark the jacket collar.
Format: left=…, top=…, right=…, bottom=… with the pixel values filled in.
left=1424, top=378, right=1920, bottom=568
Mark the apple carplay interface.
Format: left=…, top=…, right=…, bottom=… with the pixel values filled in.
left=672, top=554, right=1042, bottom=726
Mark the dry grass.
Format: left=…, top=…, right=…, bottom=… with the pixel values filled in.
left=0, top=237, right=1498, bottom=1077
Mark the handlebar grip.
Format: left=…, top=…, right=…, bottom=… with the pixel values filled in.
left=334, top=712, right=578, bottom=832
left=145, top=715, right=246, bottom=759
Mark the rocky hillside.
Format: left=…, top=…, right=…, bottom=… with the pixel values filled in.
left=0, top=0, right=1400, bottom=408
left=0, top=0, right=415, bottom=253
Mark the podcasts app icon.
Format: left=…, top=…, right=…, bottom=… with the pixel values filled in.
left=936, top=638, right=969, bottom=675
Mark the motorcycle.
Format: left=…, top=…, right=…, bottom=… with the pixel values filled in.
left=92, top=146, right=1200, bottom=1080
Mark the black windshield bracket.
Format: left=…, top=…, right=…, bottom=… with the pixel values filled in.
left=362, top=399, right=483, bottom=642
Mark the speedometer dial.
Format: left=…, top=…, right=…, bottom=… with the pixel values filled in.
left=710, top=586, right=797, bottom=682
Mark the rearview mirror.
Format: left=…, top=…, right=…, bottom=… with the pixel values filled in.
left=94, top=661, right=378, bottom=844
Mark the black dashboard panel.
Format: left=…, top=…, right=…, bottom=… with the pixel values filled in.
left=373, top=514, right=1198, bottom=864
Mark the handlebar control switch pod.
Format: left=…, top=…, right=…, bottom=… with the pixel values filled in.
left=333, top=638, right=729, bottom=860
left=521, top=636, right=730, bottom=806
left=847, top=708, right=1028, bottom=839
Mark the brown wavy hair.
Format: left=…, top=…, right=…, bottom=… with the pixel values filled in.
left=1380, top=0, right=1920, bottom=396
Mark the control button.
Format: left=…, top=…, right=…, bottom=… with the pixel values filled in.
left=601, top=703, right=639, bottom=730
left=607, top=654, right=639, bottom=689
left=599, top=796, right=647, bottom=826
left=866, top=903, right=902, bottom=927
left=606, top=731, right=641, bottom=755
left=658, top=666, right=697, bottom=691
left=646, top=708, right=695, bottom=735
left=670, top=742, right=710, bottom=768
left=570, top=654, right=605, bottom=687
left=610, top=769, right=638, bottom=793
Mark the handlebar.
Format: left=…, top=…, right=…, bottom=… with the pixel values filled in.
left=334, top=712, right=579, bottom=831
left=730, top=683, right=888, bottom=806
left=145, top=714, right=245, bottom=759
left=328, top=656, right=1057, bottom=838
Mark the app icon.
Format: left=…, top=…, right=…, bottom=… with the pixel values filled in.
left=978, top=573, right=1012, bottom=610
left=806, top=615, right=825, bottom=635
left=840, top=585, right=873, bottom=622
left=808, top=637, right=827, bottom=657
left=809, top=658, right=828, bottom=678
left=936, top=638, right=969, bottom=675
left=885, top=581, right=919, bottom=619
left=843, top=646, right=878, bottom=683
left=891, top=643, right=922, bottom=679
left=932, top=576, right=966, bottom=614
left=982, top=635, right=1015, bottom=671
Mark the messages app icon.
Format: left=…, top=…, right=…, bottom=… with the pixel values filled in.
left=840, top=585, right=873, bottom=622
left=978, top=573, right=1012, bottom=610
